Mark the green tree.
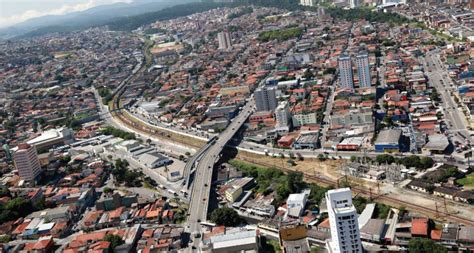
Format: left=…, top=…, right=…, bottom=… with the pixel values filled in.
left=376, top=154, right=395, bottom=164
left=104, top=234, right=124, bottom=252
left=210, top=207, right=242, bottom=226
left=420, top=157, right=434, bottom=169
left=408, top=238, right=447, bottom=253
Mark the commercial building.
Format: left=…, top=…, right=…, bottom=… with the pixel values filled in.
left=338, top=55, right=354, bottom=90
left=13, top=143, right=42, bottom=182
left=203, top=229, right=259, bottom=253
left=374, top=129, right=402, bottom=153
left=275, top=101, right=291, bottom=131
left=255, top=86, right=277, bottom=112
left=217, top=31, right=232, bottom=50
left=137, top=152, right=172, bottom=168
left=326, top=188, right=362, bottom=253
left=356, top=52, right=371, bottom=88
left=27, top=127, right=74, bottom=151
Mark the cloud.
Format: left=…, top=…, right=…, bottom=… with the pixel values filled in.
left=0, top=0, right=133, bottom=28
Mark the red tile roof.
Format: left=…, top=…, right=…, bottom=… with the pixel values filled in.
left=411, top=218, right=429, bottom=237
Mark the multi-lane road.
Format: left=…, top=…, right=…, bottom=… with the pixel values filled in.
left=187, top=99, right=254, bottom=250
left=422, top=50, right=472, bottom=145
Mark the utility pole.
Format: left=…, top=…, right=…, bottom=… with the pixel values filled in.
left=435, top=202, right=439, bottom=218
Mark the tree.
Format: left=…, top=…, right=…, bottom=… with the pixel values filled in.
left=420, top=157, right=434, bottom=169
left=408, top=238, right=447, bottom=253
left=376, top=154, right=395, bottom=164
left=287, top=172, right=304, bottom=193
left=104, top=234, right=124, bottom=252
left=350, top=156, right=357, bottom=162
left=317, top=154, right=326, bottom=161
left=103, top=187, right=113, bottom=194
left=210, top=207, right=242, bottom=226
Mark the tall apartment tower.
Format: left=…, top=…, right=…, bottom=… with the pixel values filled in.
left=338, top=55, right=354, bottom=90
left=275, top=101, right=291, bottom=131
left=326, top=188, right=362, bottom=253
left=300, top=0, right=315, bottom=6
left=13, top=143, right=42, bottom=182
left=356, top=52, right=371, bottom=88
left=350, top=0, right=360, bottom=8
left=217, top=31, right=232, bottom=50
left=255, top=86, right=277, bottom=112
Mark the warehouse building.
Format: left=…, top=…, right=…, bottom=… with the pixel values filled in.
left=374, top=129, right=402, bottom=153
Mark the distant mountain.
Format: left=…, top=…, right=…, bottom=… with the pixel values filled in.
left=0, top=0, right=197, bottom=39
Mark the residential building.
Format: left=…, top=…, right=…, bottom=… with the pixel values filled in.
left=356, top=52, right=371, bottom=88
left=292, top=112, right=318, bottom=127
left=217, top=31, right=232, bottom=50
left=275, top=101, right=291, bottom=131
left=286, top=189, right=311, bottom=218
left=338, top=55, right=354, bottom=90
left=300, top=0, right=315, bottom=6
left=326, top=188, right=362, bottom=253
left=255, top=86, right=277, bottom=112
left=13, top=143, right=42, bottom=182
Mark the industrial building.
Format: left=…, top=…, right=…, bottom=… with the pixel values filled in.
left=374, top=129, right=402, bottom=153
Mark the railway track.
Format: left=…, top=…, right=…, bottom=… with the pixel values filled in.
left=236, top=155, right=474, bottom=226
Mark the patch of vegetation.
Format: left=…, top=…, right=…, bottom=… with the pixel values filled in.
left=228, top=7, right=253, bottom=20
left=408, top=238, right=447, bottom=253
left=456, top=173, right=474, bottom=187
left=228, top=159, right=330, bottom=205
left=375, top=155, right=434, bottom=170
left=112, top=159, right=143, bottom=187
left=106, top=2, right=237, bottom=31
left=258, top=27, right=303, bottom=42
left=210, top=207, right=243, bottom=226
left=101, top=126, right=136, bottom=140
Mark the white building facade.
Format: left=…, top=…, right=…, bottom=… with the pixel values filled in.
left=326, top=188, right=362, bottom=253
left=338, top=55, right=354, bottom=90
left=356, top=52, right=371, bottom=88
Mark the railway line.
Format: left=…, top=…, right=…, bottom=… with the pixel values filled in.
left=236, top=155, right=474, bottom=226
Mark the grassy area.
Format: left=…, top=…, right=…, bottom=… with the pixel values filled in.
left=457, top=173, right=474, bottom=187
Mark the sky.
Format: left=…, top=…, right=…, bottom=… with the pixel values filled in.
left=0, top=0, right=133, bottom=28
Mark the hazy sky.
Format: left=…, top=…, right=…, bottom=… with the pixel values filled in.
left=0, top=0, right=133, bottom=28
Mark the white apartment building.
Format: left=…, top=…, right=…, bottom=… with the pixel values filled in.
left=338, top=55, right=354, bottom=90
left=356, top=52, right=371, bottom=88
left=275, top=101, right=291, bottom=131
left=326, top=188, right=362, bottom=253
left=217, top=31, right=232, bottom=50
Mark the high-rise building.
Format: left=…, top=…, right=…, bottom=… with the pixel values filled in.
left=275, top=101, right=291, bottom=131
left=13, top=143, right=42, bottom=182
left=338, top=55, right=354, bottom=90
left=255, top=87, right=277, bottom=112
left=217, top=31, right=232, bottom=50
left=300, top=0, right=315, bottom=6
left=350, top=0, right=360, bottom=8
left=356, top=52, right=371, bottom=88
left=326, top=188, right=362, bottom=253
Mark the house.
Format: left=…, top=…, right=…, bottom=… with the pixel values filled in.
left=455, top=191, right=474, bottom=204
left=433, top=186, right=458, bottom=200
left=411, top=218, right=429, bottom=238
left=407, top=180, right=432, bottom=193
left=286, top=189, right=311, bottom=218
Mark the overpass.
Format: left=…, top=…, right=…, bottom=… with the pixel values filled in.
left=186, top=99, right=255, bottom=250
